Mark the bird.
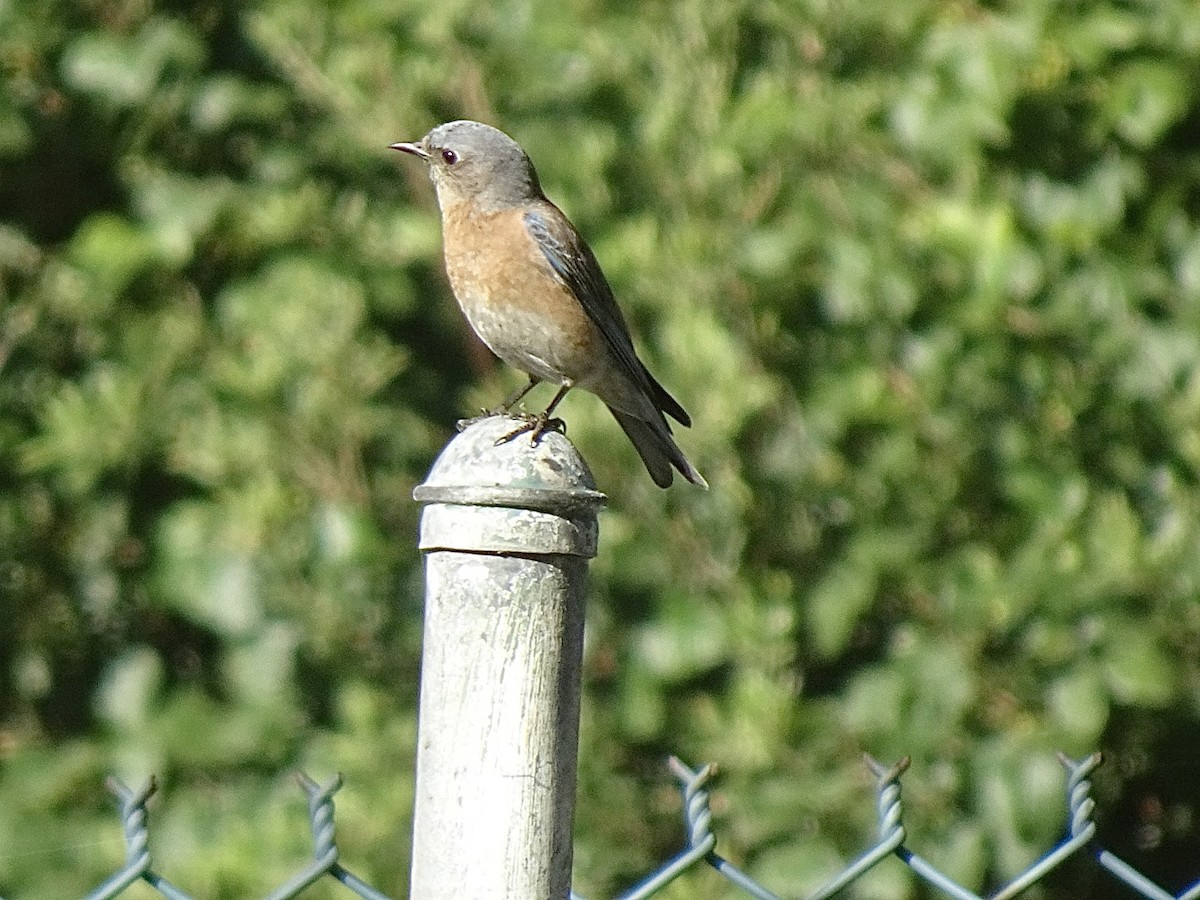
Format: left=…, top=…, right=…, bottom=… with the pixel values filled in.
left=390, top=120, right=706, bottom=488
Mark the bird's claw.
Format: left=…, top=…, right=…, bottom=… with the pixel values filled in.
left=494, top=412, right=567, bottom=446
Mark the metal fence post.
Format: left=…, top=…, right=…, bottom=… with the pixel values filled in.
left=409, top=415, right=604, bottom=899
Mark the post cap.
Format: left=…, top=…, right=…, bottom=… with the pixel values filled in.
left=414, top=416, right=605, bottom=556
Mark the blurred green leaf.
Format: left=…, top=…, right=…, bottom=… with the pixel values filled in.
left=1106, top=61, right=1190, bottom=148
left=67, top=213, right=162, bottom=293
left=61, top=18, right=203, bottom=109
left=1101, top=621, right=1176, bottom=707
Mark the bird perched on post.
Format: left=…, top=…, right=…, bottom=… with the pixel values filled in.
left=390, top=120, right=706, bottom=489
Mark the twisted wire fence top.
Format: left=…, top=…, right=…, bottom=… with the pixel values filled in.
left=53, top=751, right=1198, bottom=900
left=81, top=772, right=389, bottom=900
left=573, top=751, right=1196, bottom=900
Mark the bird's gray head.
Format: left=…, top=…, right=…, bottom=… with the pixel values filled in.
left=390, top=120, right=544, bottom=213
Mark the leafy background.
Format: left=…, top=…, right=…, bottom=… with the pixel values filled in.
left=3, top=0, right=1200, bottom=897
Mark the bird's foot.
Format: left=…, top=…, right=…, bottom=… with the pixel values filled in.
left=494, top=412, right=567, bottom=447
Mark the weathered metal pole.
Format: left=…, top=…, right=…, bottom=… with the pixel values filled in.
left=409, top=415, right=604, bottom=899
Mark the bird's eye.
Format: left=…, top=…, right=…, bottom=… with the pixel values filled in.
left=441, top=148, right=459, bottom=165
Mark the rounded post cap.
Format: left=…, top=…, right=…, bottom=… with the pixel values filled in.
left=414, top=416, right=605, bottom=555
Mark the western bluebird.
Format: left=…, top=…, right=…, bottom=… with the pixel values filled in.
left=391, top=120, right=706, bottom=488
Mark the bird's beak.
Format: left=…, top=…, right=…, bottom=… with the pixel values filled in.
left=389, top=141, right=429, bottom=160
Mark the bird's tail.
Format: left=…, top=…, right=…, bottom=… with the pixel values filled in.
left=608, top=407, right=707, bottom=489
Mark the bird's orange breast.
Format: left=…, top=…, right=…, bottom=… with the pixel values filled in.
left=440, top=202, right=605, bottom=385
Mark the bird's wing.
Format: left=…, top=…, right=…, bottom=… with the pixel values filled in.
left=524, top=206, right=690, bottom=425
left=524, top=208, right=644, bottom=379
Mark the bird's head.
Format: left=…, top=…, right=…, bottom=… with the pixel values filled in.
left=391, top=120, right=544, bottom=213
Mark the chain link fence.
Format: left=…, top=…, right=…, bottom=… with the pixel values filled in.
left=64, top=752, right=1196, bottom=899
left=581, top=753, right=1200, bottom=900
left=82, top=773, right=389, bottom=900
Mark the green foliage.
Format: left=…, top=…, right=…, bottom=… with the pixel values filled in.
left=3, top=0, right=1200, bottom=897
